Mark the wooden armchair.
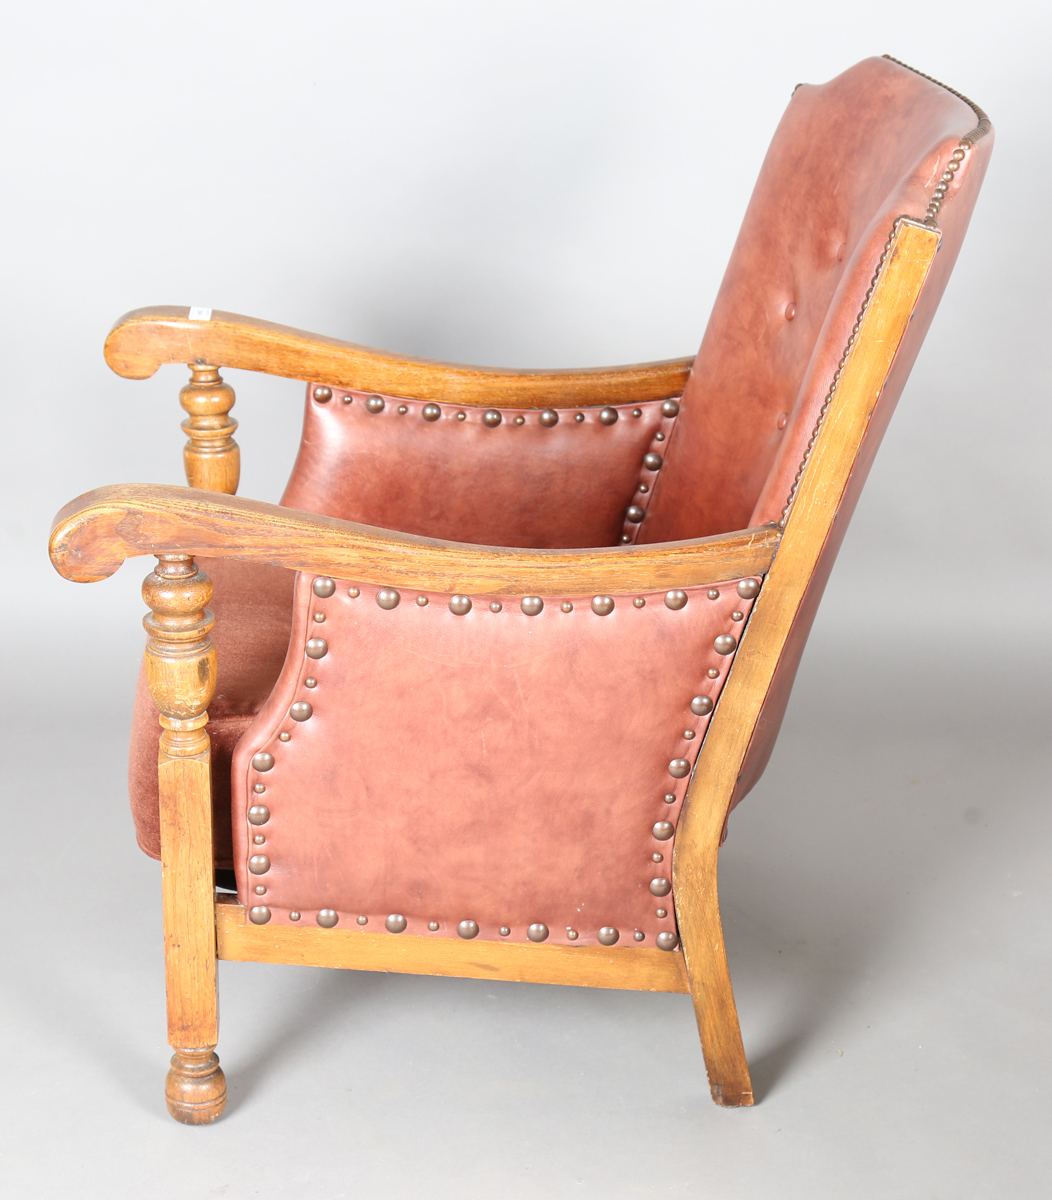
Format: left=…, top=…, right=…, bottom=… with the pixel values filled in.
left=49, top=56, right=992, bottom=1123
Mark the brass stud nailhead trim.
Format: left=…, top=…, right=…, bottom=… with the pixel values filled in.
left=458, top=920, right=479, bottom=940
left=714, top=634, right=737, bottom=655
left=305, top=638, right=328, bottom=659
left=249, top=906, right=272, bottom=924
left=520, top=596, right=543, bottom=616
left=313, top=387, right=332, bottom=403
left=597, top=927, right=619, bottom=946
left=312, top=577, right=336, bottom=598
left=385, top=914, right=407, bottom=933
left=249, top=855, right=271, bottom=875
left=376, top=588, right=400, bottom=610
left=527, top=923, right=549, bottom=942
left=650, top=878, right=672, bottom=897
left=539, top=409, right=558, bottom=426
left=248, top=805, right=270, bottom=825
left=422, top=403, right=441, bottom=421
left=365, top=395, right=385, bottom=413
left=591, top=596, right=614, bottom=615
left=290, top=701, right=313, bottom=721
left=664, top=590, right=688, bottom=610
left=317, top=909, right=339, bottom=928
left=668, top=758, right=690, bottom=778
left=449, top=595, right=472, bottom=615
left=252, top=752, right=275, bottom=772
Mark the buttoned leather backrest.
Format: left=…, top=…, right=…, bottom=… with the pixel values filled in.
left=639, top=56, right=991, bottom=544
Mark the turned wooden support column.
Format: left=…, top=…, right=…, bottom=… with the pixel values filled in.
left=180, top=364, right=239, bottom=494
left=142, top=553, right=227, bottom=1124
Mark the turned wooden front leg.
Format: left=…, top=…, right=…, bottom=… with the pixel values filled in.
left=143, top=553, right=227, bottom=1124
left=180, top=364, right=239, bottom=493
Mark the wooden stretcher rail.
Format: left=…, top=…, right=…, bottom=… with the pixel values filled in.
left=215, top=899, right=690, bottom=993
left=49, top=484, right=781, bottom=593
left=105, top=306, right=695, bottom=408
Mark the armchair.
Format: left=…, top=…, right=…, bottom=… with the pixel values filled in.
left=49, top=56, right=992, bottom=1123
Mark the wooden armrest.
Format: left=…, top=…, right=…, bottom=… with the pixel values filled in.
left=50, top=484, right=779, bottom=594
left=105, top=307, right=694, bottom=408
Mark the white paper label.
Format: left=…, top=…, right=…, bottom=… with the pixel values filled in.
left=188, top=306, right=213, bottom=321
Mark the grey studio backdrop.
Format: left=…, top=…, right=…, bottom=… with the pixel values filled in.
left=1, top=2, right=1049, bottom=1197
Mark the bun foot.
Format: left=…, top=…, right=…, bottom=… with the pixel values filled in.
left=165, top=1047, right=227, bottom=1124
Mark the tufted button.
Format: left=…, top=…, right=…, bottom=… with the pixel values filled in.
left=784, top=302, right=796, bottom=320
left=777, top=412, right=789, bottom=430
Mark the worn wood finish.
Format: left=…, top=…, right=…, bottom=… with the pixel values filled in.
left=105, top=306, right=695, bottom=407
left=50, top=483, right=781, bottom=594
left=672, top=218, right=942, bottom=1106
left=143, top=554, right=227, bottom=1124
left=215, top=898, right=690, bottom=993
left=179, top=365, right=239, bottom=494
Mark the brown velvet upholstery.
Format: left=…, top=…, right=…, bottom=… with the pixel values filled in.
left=127, top=56, right=992, bottom=882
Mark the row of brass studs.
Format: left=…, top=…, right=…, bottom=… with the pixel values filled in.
left=313, top=386, right=671, bottom=430
left=244, top=576, right=758, bottom=939
left=621, top=398, right=681, bottom=544
left=640, top=576, right=762, bottom=943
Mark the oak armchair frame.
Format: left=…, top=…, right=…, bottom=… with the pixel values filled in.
left=51, top=217, right=940, bottom=1122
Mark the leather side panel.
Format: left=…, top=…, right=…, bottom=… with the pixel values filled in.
left=281, top=394, right=676, bottom=549
left=231, top=574, right=759, bottom=947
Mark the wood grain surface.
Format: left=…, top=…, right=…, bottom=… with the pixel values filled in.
left=105, top=306, right=695, bottom=407
left=216, top=898, right=690, bottom=993
left=50, top=483, right=780, bottom=594
left=672, top=218, right=941, bottom=1107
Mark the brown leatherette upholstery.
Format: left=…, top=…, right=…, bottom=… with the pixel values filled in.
left=126, top=56, right=991, bottom=874
left=639, top=56, right=988, bottom=544
left=231, top=576, right=756, bottom=945
left=281, top=393, right=678, bottom=549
